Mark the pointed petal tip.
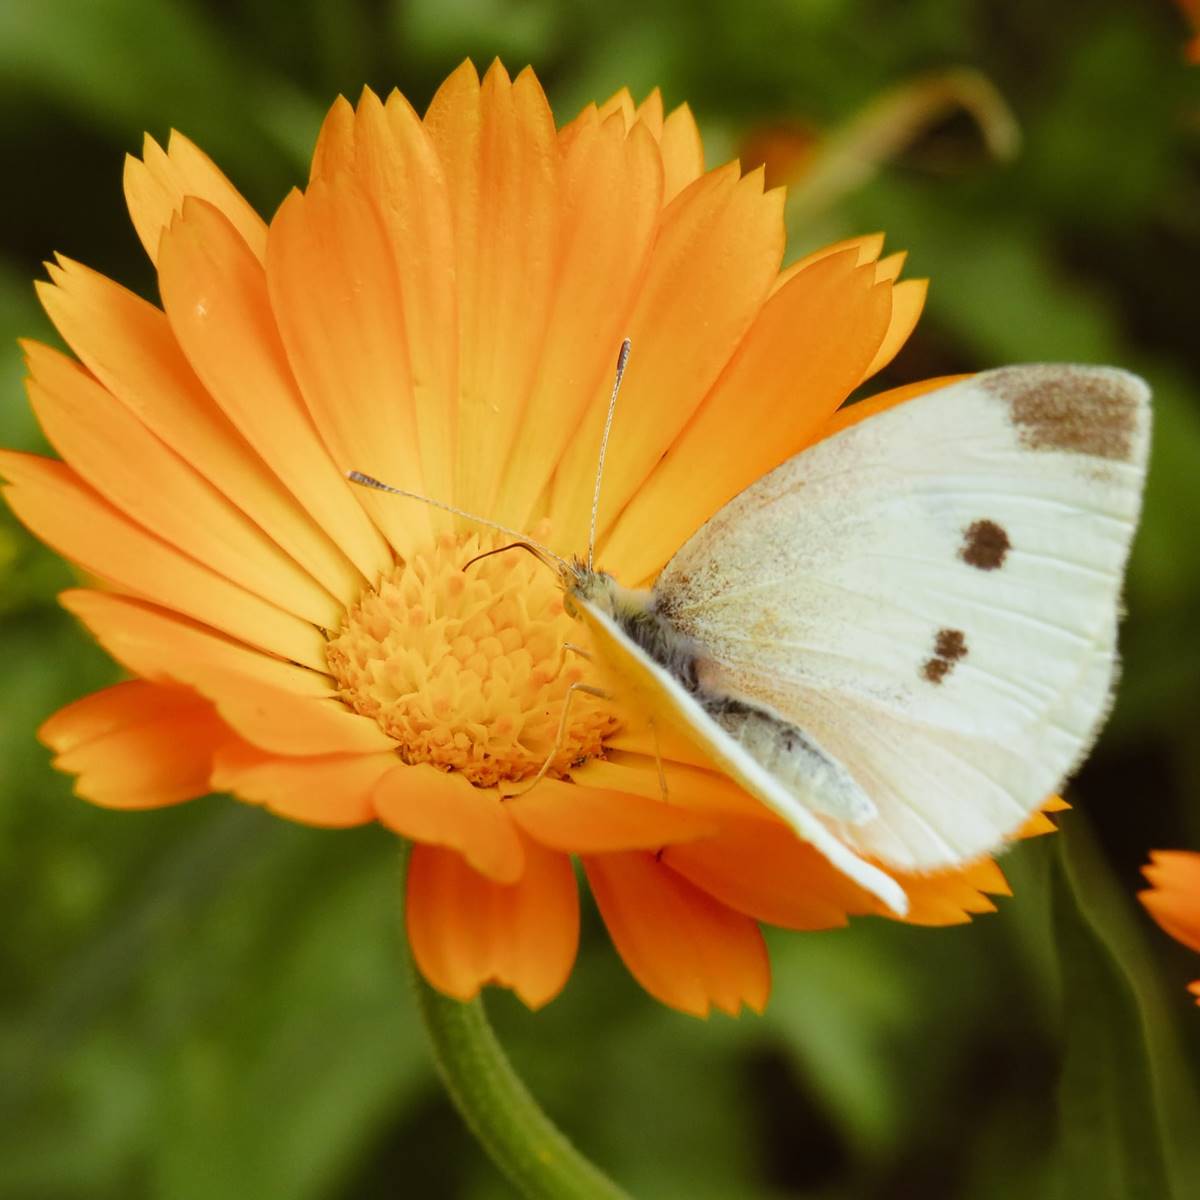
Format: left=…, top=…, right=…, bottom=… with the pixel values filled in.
left=742, top=160, right=765, bottom=187
left=453, top=57, right=481, bottom=82
left=513, top=977, right=568, bottom=1011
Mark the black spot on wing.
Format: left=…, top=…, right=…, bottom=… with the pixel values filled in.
left=961, top=519, right=1010, bottom=570
left=922, top=628, right=967, bottom=685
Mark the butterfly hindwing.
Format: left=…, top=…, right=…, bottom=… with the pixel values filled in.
left=573, top=597, right=910, bottom=914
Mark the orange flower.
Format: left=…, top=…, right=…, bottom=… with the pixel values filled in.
left=1140, top=851, right=1200, bottom=1004
left=1177, top=0, right=1200, bottom=63
left=7, top=60, right=1038, bottom=1017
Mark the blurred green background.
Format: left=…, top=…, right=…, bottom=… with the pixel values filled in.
left=3, top=1, right=1200, bottom=1197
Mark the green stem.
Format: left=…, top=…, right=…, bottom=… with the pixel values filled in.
left=398, top=845, right=632, bottom=1200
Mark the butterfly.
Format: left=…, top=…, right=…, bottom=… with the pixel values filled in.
left=353, top=355, right=1151, bottom=917
left=560, top=361, right=1150, bottom=915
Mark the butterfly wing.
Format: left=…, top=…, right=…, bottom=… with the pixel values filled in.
left=573, top=595, right=910, bottom=914
left=651, top=365, right=1150, bottom=871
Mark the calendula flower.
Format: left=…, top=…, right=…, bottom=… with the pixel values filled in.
left=1140, top=851, right=1200, bottom=1004
left=5, top=60, right=1050, bottom=1017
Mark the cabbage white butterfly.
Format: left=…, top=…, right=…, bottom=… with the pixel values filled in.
left=353, top=357, right=1150, bottom=918
left=562, top=361, right=1150, bottom=915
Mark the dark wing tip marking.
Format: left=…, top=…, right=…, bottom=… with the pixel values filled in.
left=961, top=519, right=1010, bottom=570
left=981, top=365, right=1146, bottom=462
left=922, top=628, right=967, bottom=684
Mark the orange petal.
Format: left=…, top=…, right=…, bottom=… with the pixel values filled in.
left=124, top=130, right=267, bottom=265
left=56, top=590, right=391, bottom=758
left=959, top=856, right=1012, bottom=896
left=374, top=764, right=524, bottom=883
left=310, top=94, right=357, bottom=181
left=604, top=725, right=716, bottom=769
left=572, top=755, right=768, bottom=820
left=192, top=671, right=392, bottom=756
left=634, top=88, right=664, bottom=138
left=584, top=850, right=770, bottom=1016
left=1140, top=850, right=1200, bottom=954
left=1014, top=793, right=1070, bottom=839
left=505, top=777, right=715, bottom=853
left=40, top=680, right=227, bottom=809
left=0, top=452, right=326, bottom=669
left=594, top=87, right=638, bottom=130
left=425, top=61, right=561, bottom=516
left=24, top=340, right=341, bottom=628
left=1016, top=811, right=1057, bottom=838
left=267, top=175, right=435, bottom=558
left=584, top=86, right=674, bottom=144
left=771, top=232, right=885, bottom=296
left=603, top=247, right=891, bottom=584
left=659, top=103, right=705, bottom=203
left=35, top=257, right=366, bottom=605
left=347, top=87, right=458, bottom=506
left=558, top=87, right=663, bottom=148
left=885, top=858, right=1007, bottom=926
left=550, top=163, right=785, bottom=554
left=211, top=739, right=395, bottom=827
left=406, top=836, right=579, bottom=1008
left=665, top=811, right=1009, bottom=931
left=61, top=590, right=334, bottom=698
left=858, top=277, right=928, bottom=383
left=157, top=197, right=394, bottom=577
left=495, top=113, right=663, bottom=529
left=662, top=815, right=867, bottom=931
left=873, top=250, right=907, bottom=283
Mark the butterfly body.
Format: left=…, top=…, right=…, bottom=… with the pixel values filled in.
left=565, top=565, right=879, bottom=826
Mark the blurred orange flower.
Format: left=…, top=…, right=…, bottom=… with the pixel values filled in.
left=1140, top=850, right=1200, bottom=1004
left=5, top=60, right=1048, bottom=1016
left=1177, top=0, right=1200, bottom=62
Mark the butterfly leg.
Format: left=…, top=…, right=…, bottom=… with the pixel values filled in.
left=509, top=681, right=611, bottom=797
left=543, top=641, right=593, bottom=684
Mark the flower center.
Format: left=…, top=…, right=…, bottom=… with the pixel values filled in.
left=326, top=528, right=620, bottom=787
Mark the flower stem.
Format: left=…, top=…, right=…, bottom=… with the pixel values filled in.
left=786, top=67, right=1020, bottom=223
left=399, top=845, right=632, bottom=1200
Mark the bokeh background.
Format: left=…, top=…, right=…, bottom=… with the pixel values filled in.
left=3, top=1, right=1200, bottom=1197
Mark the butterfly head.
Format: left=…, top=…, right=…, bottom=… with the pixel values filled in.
left=560, top=559, right=611, bottom=618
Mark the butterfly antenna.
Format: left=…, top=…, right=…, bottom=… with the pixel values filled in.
left=346, top=471, right=569, bottom=572
left=588, top=338, right=632, bottom=573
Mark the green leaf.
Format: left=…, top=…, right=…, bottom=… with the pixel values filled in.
left=1053, top=821, right=1200, bottom=1199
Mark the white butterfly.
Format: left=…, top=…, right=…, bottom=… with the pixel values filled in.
left=352, top=359, right=1150, bottom=918
left=564, top=364, right=1150, bottom=915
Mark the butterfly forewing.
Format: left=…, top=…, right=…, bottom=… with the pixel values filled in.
left=652, top=365, right=1149, bottom=871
